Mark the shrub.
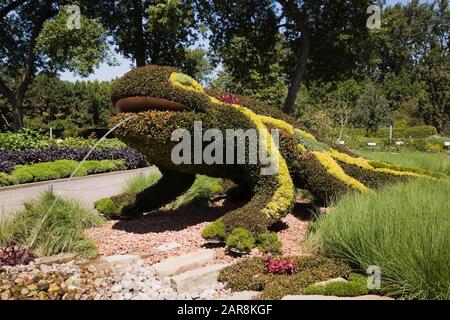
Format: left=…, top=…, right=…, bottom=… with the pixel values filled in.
left=0, top=192, right=104, bottom=258
left=95, top=192, right=136, bottom=218
left=226, top=228, right=255, bottom=253
left=56, top=137, right=127, bottom=150
left=304, top=273, right=368, bottom=296
left=94, top=198, right=119, bottom=217
left=265, top=257, right=297, bottom=275
left=0, top=129, right=49, bottom=151
left=218, top=256, right=350, bottom=300
left=1, top=160, right=125, bottom=186
left=308, top=179, right=450, bottom=300
left=256, top=232, right=282, bottom=254
left=0, top=146, right=147, bottom=174
left=0, top=173, right=14, bottom=186
left=0, top=242, right=35, bottom=267
left=201, top=218, right=226, bottom=241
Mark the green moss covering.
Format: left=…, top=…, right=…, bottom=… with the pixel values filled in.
left=218, top=256, right=351, bottom=300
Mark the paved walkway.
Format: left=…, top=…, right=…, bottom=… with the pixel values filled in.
left=0, top=167, right=158, bottom=217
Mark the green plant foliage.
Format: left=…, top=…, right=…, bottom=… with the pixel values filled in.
left=110, top=65, right=443, bottom=241
left=201, top=218, right=226, bottom=241
left=169, top=175, right=223, bottom=209
left=1, top=160, right=125, bottom=187
left=56, top=137, right=127, bottom=150
left=218, top=256, right=350, bottom=300
left=226, top=228, right=255, bottom=253
left=93, top=198, right=119, bottom=217
left=122, top=172, right=162, bottom=194
left=0, top=129, right=50, bottom=151
left=308, top=179, right=450, bottom=300
left=354, top=150, right=450, bottom=176
left=36, top=4, right=113, bottom=77
left=0, top=192, right=104, bottom=258
left=304, top=273, right=369, bottom=297
left=111, top=65, right=211, bottom=112
left=256, top=232, right=282, bottom=254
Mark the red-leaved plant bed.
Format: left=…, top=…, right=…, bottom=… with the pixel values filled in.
left=217, top=94, right=242, bottom=105
left=265, top=257, right=298, bottom=275
left=0, top=242, right=35, bottom=267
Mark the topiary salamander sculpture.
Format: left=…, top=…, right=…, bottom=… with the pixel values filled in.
left=108, top=65, right=445, bottom=244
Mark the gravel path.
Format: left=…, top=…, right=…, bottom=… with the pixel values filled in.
left=86, top=200, right=311, bottom=266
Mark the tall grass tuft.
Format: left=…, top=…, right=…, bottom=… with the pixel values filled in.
left=122, top=172, right=162, bottom=194
left=0, top=192, right=104, bottom=258
left=308, top=179, right=450, bottom=300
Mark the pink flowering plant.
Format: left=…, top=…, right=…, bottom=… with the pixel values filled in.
left=217, top=94, right=242, bottom=105
left=265, top=257, right=298, bottom=275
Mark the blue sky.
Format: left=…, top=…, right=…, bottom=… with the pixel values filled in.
left=60, top=0, right=429, bottom=82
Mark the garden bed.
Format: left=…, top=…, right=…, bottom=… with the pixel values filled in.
left=0, top=135, right=148, bottom=186
left=86, top=199, right=311, bottom=266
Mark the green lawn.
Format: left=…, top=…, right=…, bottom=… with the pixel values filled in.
left=353, top=150, right=450, bottom=175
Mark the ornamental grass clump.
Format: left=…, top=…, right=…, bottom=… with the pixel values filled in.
left=0, top=192, right=104, bottom=258
left=308, top=179, right=450, bottom=300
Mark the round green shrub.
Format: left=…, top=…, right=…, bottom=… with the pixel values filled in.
left=201, top=218, right=226, bottom=241
left=256, top=232, right=282, bottom=254
left=94, top=198, right=119, bottom=217
left=226, top=228, right=255, bottom=253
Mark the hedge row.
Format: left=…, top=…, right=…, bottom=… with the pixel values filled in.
left=0, top=146, right=148, bottom=174
left=0, top=130, right=127, bottom=151
left=341, top=125, right=438, bottom=139
left=0, top=160, right=126, bottom=186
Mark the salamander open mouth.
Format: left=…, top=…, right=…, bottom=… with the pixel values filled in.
left=115, top=96, right=191, bottom=113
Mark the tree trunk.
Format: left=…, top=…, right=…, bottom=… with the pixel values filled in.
left=11, top=99, right=23, bottom=131
left=278, top=0, right=310, bottom=115
left=132, top=0, right=145, bottom=67
left=283, top=29, right=310, bottom=114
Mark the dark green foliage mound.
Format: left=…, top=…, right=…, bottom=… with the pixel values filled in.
left=218, top=256, right=350, bottom=300
left=256, top=232, right=282, bottom=254
left=226, top=228, right=255, bottom=253
left=202, top=218, right=226, bottom=241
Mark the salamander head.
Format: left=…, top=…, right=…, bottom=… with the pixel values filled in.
left=111, top=65, right=211, bottom=113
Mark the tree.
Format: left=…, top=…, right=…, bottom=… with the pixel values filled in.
left=327, top=79, right=362, bottom=141
left=21, top=74, right=114, bottom=130
left=0, top=1, right=111, bottom=131
left=355, top=82, right=391, bottom=133
left=201, top=0, right=373, bottom=114
left=90, top=0, right=211, bottom=78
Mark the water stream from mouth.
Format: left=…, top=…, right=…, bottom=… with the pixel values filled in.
left=28, top=117, right=132, bottom=249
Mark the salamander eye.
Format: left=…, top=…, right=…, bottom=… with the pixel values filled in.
left=170, top=72, right=205, bottom=94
